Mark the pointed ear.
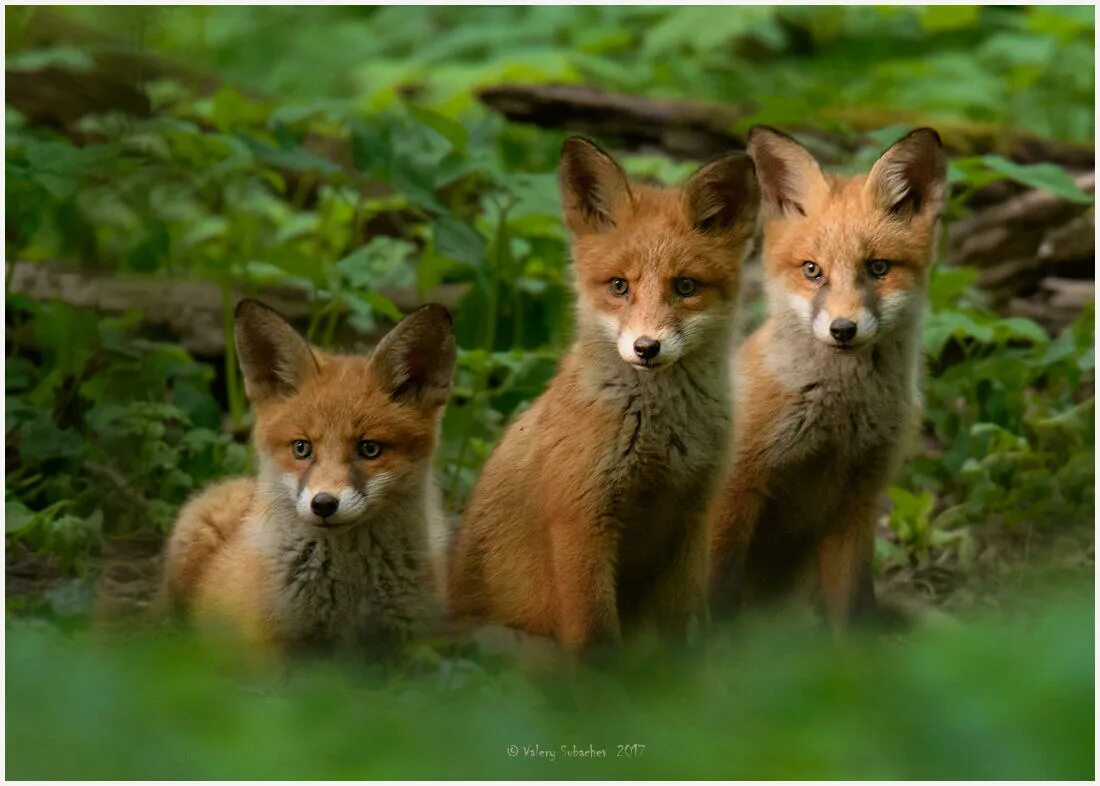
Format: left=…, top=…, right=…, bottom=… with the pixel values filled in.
left=234, top=299, right=319, bottom=403
left=746, top=125, right=829, bottom=219
left=681, top=152, right=760, bottom=238
left=864, top=128, right=947, bottom=220
left=371, top=304, right=456, bottom=409
left=558, top=136, right=633, bottom=235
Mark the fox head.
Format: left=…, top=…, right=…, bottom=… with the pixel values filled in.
left=560, top=137, right=759, bottom=370
left=748, top=126, right=947, bottom=351
left=235, top=300, right=455, bottom=528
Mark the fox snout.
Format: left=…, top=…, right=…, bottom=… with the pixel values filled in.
left=784, top=284, right=919, bottom=351
left=615, top=324, right=684, bottom=369
left=296, top=483, right=372, bottom=527
left=811, top=302, right=879, bottom=349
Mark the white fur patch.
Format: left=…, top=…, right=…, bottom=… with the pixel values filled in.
left=812, top=308, right=833, bottom=343
left=616, top=325, right=639, bottom=364
left=280, top=472, right=298, bottom=497
left=853, top=306, right=879, bottom=343
left=363, top=471, right=396, bottom=505
left=878, top=290, right=915, bottom=330
left=787, top=293, right=812, bottom=323
left=593, top=311, right=619, bottom=343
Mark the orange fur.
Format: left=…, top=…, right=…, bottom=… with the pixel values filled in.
left=159, top=301, right=455, bottom=650
left=711, top=126, right=946, bottom=624
left=449, top=137, right=759, bottom=652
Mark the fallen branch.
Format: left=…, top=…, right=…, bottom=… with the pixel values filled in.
left=7, top=261, right=468, bottom=357
left=477, top=83, right=1095, bottom=168
left=948, top=173, right=1094, bottom=308
left=1005, top=278, right=1095, bottom=334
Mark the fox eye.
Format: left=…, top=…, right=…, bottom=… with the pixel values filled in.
left=672, top=277, right=697, bottom=297
left=609, top=278, right=629, bottom=297
left=291, top=440, right=312, bottom=460
left=358, top=440, right=383, bottom=460
left=867, top=259, right=892, bottom=278
left=801, top=261, right=823, bottom=281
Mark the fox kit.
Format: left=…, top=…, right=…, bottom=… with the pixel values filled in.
left=160, top=300, right=456, bottom=650
left=709, top=126, right=947, bottom=625
left=448, top=137, right=759, bottom=652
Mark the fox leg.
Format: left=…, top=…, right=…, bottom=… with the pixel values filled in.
left=816, top=502, right=877, bottom=627
left=709, top=483, right=765, bottom=616
left=550, top=517, right=622, bottom=652
left=648, top=515, right=711, bottom=642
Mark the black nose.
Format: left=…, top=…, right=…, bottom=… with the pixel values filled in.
left=310, top=492, right=339, bottom=518
left=633, top=336, right=661, bottom=360
left=830, top=318, right=857, bottom=343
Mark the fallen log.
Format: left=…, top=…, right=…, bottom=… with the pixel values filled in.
left=477, top=83, right=1095, bottom=168
left=1005, top=278, right=1095, bottom=335
left=6, top=260, right=468, bottom=357
left=947, top=173, right=1094, bottom=309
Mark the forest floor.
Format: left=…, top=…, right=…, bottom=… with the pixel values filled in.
left=7, top=514, right=1093, bottom=635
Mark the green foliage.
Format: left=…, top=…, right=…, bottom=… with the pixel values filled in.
left=6, top=296, right=248, bottom=567
left=6, top=593, right=1094, bottom=779
left=948, top=154, right=1095, bottom=211
left=884, top=272, right=1094, bottom=570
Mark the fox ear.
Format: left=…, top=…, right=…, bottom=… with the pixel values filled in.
left=746, top=125, right=829, bottom=219
left=559, top=136, right=633, bottom=235
left=865, top=128, right=947, bottom=221
left=371, top=304, right=456, bottom=409
left=682, top=152, right=760, bottom=238
left=235, top=299, right=319, bottom=403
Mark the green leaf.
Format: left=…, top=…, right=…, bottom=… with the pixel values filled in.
left=241, top=136, right=342, bottom=175
left=992, top=317, right=1049, bottom=346
left=336, top=237, right=418, bottom=290
left=360, top=291, right=403, bottom=322
left=980, top=156, right=1093, bottom=204
left=5, top=502, right=37, bottom=535
left=407, top=105, right=469, bottom=152
left=434, top=215, right=486, bottom=268
left=179, top=216, right=228, bottom=249
left=273, top=213, right=321, bottom=244
left=243, top=261, right=291, bottom=282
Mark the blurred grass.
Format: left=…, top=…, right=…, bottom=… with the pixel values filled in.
left=7, top=586, right=1093, bottom=780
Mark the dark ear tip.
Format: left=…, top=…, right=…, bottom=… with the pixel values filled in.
left=235, top=298, right=275, bottom=320
left=904, top=127, right=943, bottom=147
left=747, top=124, right=792, bottom=145
left=563, top=135, right=593, bottom=146
left=698, top=150, right=757, bottom=182
left=414, top=302, right=454, bottom=328
left=561, top=136, right=595, bottom=156
left=560, top=136, right=618, bottom=166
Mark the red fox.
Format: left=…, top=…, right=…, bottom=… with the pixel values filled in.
left=159, top=299, right=456, bottom=649
left=447, top=137, right=760, bottom=652
left=709, top=126, right=947, bottom=625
